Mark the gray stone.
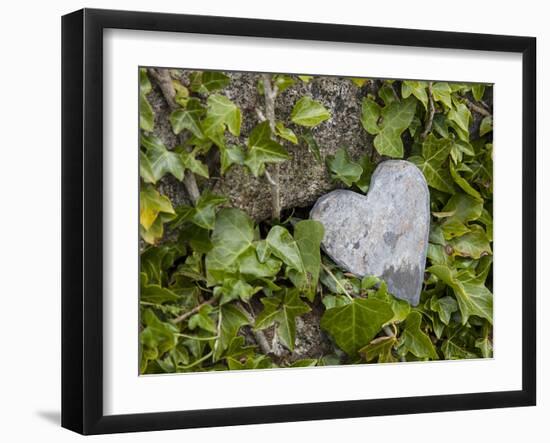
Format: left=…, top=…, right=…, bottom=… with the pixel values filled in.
left=151, top=70, right=382, bottom=221
left=310, top=160, right=430, bottom=306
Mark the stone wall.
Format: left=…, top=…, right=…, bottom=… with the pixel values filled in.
left=149, top=70, right=379, bottom=220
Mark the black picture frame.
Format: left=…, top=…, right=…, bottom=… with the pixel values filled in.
left=62, top=8, right=537, bottom=435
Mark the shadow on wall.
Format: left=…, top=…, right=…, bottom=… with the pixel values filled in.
left=36, top=410, right=60, bottom=426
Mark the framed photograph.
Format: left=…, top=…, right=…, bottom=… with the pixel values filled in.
left=62, top=8, right=536, bottom=435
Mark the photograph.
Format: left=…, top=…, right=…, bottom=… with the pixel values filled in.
left=138, top=68, right=494, bottom=374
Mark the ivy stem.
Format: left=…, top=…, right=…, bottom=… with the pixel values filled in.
left=177, top=351, right=214, bottom=370
left=241, top=303, right=273, bottom=355
left=383, top=325, right=395, bottom=337
left=261, top=73, right=281, bottom=221
left=147, top=68, right=200, bottom=204
left=462, top=96, right=492, bottom=117
left=171, top=297, right=217, bottom=324
left=420, top=81, right=435, bottom=140
left=321, top=263, right=354, bottom=301
left=177, top=333, right=219, bottom=341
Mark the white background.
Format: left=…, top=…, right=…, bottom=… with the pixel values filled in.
left=0, top=0, right=546, bottom=441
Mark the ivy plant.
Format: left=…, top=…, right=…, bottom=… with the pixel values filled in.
left=138, top=69, right=493, bottom=373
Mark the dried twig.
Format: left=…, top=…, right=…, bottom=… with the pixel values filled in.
left=171, top=297, right=217, bottom=324
left=463, top=96, right=492, bottom=117
left=147, top=68, right=177, bottom=110
left=147, top=68, right=200, bottom=204
left=260, top=74, right=281, bottom=221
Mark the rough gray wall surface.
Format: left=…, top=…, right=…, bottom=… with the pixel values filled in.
left=150, top=71, right=379, bottom=220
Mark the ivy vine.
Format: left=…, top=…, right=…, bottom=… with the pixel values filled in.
left=139, top=68, right=493, bottom=373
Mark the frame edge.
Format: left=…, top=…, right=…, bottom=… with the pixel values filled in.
left=61, top=8, right=85, bottom=435
left=62, top=8, right=538, bottom=434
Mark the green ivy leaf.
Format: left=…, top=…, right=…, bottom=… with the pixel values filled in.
left=178, top=224, right=212, bottom=253
left=139, top=184, right=175, bottom=230
left=190, top=192, right=228, bottom=230
left=289, top=359, right=318, bottom=367
left=291, top=96, right=331, bottom=127
left=408, top=115, right=422, bottom=138
left=274, top=121, right=298, bottom=144
left=255, top=289, right=311, bottom=351
left=351, top=77, right=369, bottom=87
left=238, top=247, right=282, bottom=279
left=480, top=116, right=493, bottom=137
left=141, top=244, right=183, bottom=285
left=322, top=294, right=350, bottom=310
left=359, top=335, right=397, bottom=363
left=432, top=113, right=450, bottom=138
left=441, top=218, right=470, bottom=240
left=227, top=354, right=273, bottom=370
left=472, top=84, right=486, bottom=101
left=378, top=84, right=397, bottom=106
left=139, top=150, right=156, bottom=184
left=475, top=336, right=493, bottom=358
left=442, top=193, right=483, bottom=223
left=190, top=71, right=230, bottom=94
left=213, top=303, right=250, bottom=361
left=431, top=82, right=452, bottom=108
left=219, top=144, right=245, bottom=174
left=202, top=94, right=242, bottom=137
left=139, top=68, right=154, bottom=131
left=360, top=97, right=381, bottom=135
left=326, top=148, right=363, bottom=187
left=401, top=81, right=429, bottom=110
left=479, top=208, right=493, bottom=242
left=409, top=134, right=454, bottom=193
left=140, top=67, right=152, bottom=95
left=449, top=161, right=482, bottom=201
left=321, top=298, right=394, bottom=356
left=172, top=79, right=190, bottom=107
left=223, top=336, right=257, bottom=361
left=355, top=154, right=376, bottom=193
left=370, top=281, right=411, bottom=324
left=140, top=95, right=155, bottom=132
left=442, top=337, right=479, bottom=360
left=373, top=97, right=417, bottom=158
left=188, top=304, right=217, bottom=333
left=427, top=243, right=452, bottom=266
left=450, top=139, right=473, bottom=164
left=397, top=311, right=438, bottom=359
left=140, top=213, right=174, bottom=245
left=205, top=208, right=254, bottom=282
left=430, top=295, right=458, bottom=325
left=141, top=283, right=180, bottom=304
left=428, top=265, right=493, bottom=324
left=288, top=220, right=324, bottom=301
left=140, top=309, right=178, bottom=370
left=361, top=275, right=380, bottom=290
left=214, top=278, right=260, bottom=305
left=244, top=121, right=290, bottom=177
left=451, top=225, right=492, bottom=259
left=266, top=225, right=305, bottom=274
left=170, top=107, right=204, bottom=139
left=180, top=150, right=209, bottom=179
left=448, top=102, right=471, bottom=135
left=274, top=74, right=296, bottom=94
left=141, top=134, right=185, bottom=182
left=301, top=131, right=322, bottom=162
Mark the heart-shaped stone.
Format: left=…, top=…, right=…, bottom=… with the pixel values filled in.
left=310, top=160, right=429, bottom=306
